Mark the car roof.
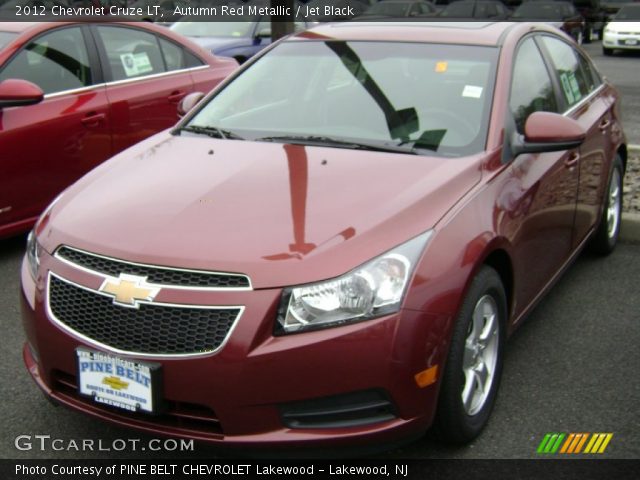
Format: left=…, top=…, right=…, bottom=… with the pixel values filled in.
left=293, top=22, right=517, bottom=46
left=0, top=22, right=40, bottom=33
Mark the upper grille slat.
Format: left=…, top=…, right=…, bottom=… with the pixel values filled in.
left=48, top=275, right=241, bottom=356
left=55, top=246, right=250, bottom=289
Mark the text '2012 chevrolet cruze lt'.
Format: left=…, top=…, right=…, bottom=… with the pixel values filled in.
left=21, top=22, right=627, bottom=450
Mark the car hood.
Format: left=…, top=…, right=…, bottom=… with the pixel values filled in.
left=41, top=132, right=483, bottom=288
left=189, top=36, right=251, bottom=54
left=607, top=21, right=640, bottom=30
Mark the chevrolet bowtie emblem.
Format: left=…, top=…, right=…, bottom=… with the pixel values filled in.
left=102, top=376, right=129, bottom=391
left=99, top=274, right=160, bottom=308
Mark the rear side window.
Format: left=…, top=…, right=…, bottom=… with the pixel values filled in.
left=510, top=38, right=558, bottom=133
left=0, top=27, right=91, bottom=95
left=540, top=36, right=593, bottom=109
left=159, top=37, right=185, bottom=71
left=185, top=50, right=205, bottom=68
left=97, top=26, right=166, bottom=81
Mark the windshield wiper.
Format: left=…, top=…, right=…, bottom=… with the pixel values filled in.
left=174, top=125, right=244, bottom=140
left=256, top=135, right=420, bottom=155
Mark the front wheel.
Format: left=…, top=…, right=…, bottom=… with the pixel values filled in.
left=434, top=266, right=506, bottom=444
left=590, top=155, right=623, bottom=255
left=603, top=47, right=613, bottom=56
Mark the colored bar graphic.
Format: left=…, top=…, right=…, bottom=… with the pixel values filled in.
left=584, top=433, right=613, bottom=454
left=537, top=433, right=565, bottom=454
left=537, top=434, right=553, bottom=454
left=539, top=433, right=613, bottom=454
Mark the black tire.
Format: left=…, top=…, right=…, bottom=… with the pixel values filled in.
left=434, top=266, right=507, bottom=444
left=590, top=155, right=624, bottom=255
left=603, top=47, right=613, bottom=56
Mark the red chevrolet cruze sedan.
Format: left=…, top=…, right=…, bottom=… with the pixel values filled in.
left=21, top=22, right=626, bottom=450
left=0, top=21, right=237, bottom=239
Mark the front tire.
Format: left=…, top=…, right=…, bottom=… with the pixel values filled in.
left=590, top=155, right=623, bottom=255
left=434, top=266, right=507, bottom=444
left=603, top=46, right=613, bottom=56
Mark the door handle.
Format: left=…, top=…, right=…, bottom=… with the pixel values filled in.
left=565, top=152, right=580, bottom=169
left=168, top=91, right=186, bottom=104
left=599, top=118, right=611, bottom=132
left=81, top=112, right=105, bottom=127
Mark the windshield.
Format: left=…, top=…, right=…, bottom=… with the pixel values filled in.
left=185, top=41, right=497, bottom=157
left=0, top=31, right=17, bottom=49
left=365, top=2, right=411, bottom=16
left=170, top=21, right=256, bottom=38
left=440, top=3, right=475, bottom=17
left=512, top=3, right=565, bottom=19
left=615, top=5, right=640, bottom=19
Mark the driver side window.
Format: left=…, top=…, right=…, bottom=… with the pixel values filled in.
left=509, top=38, right=558, bottom=134
left=0, top=27, right=92, bottom=95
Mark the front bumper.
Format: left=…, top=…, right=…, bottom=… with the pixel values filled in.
left=603, top=31, right=640, bottom=50
left=20, top=250, right=450, bottom=449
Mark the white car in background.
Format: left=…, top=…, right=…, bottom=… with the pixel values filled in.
left=603, top=4, right=640, bottom=55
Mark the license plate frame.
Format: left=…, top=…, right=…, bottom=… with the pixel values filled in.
left=76, top=348, right=164, bottom=415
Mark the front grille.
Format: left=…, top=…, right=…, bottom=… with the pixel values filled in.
left=52, top=370, right=223, bottom=435
left=56, top=246, right=251, bottom=289
left=48, top=274, right=241, bottom=356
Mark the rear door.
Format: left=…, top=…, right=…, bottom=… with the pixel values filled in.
left=0, top=25, right=110, bottom=232
left=537, top=35, right=613, bottom=247
left=92, top=24, right=195, bottom=154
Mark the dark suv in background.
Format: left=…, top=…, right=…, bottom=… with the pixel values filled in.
left=573, top=0, right=607, bottom=40
left=518, top=0, right=606, bottom=42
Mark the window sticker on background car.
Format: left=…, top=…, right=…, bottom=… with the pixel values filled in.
left=560, top=71, right=583, bottom=106
left=435, top=61, right=448, bottom=73
left=462, top=85, right=483, bottom=99
left=120, top=52, right=152, bottom=77
left=559, top=72, right=576, bottom=105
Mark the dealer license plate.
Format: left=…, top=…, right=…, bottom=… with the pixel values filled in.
left=625, top=39, right=638, bottom=46
left=76, top=348, right=162, bottom=414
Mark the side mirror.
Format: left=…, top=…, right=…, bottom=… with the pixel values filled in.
left=177, top=91, right=205, bottom=117
left=512, top=111, right=586, bottom=155
left=0, top=79, right=44, bottom=109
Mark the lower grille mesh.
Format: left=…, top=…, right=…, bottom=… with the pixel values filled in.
left=49, top=275, right=240, bottom=355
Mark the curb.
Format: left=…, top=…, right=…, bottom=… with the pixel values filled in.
left=621, top=213, right=640, bottom=244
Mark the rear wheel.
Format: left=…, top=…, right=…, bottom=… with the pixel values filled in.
left=590, top=155, right=623, bottom=255
left=434, top=266, right=506, bottom=444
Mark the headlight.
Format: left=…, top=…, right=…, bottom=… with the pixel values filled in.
left=605, top=26, right=615, bottom=34
left=276, top=231, right=433, bottom=335
left=26, top=230, right=41, bottom=279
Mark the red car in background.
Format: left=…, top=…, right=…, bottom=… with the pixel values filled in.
left=0, top=21, right=237, bottom=239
